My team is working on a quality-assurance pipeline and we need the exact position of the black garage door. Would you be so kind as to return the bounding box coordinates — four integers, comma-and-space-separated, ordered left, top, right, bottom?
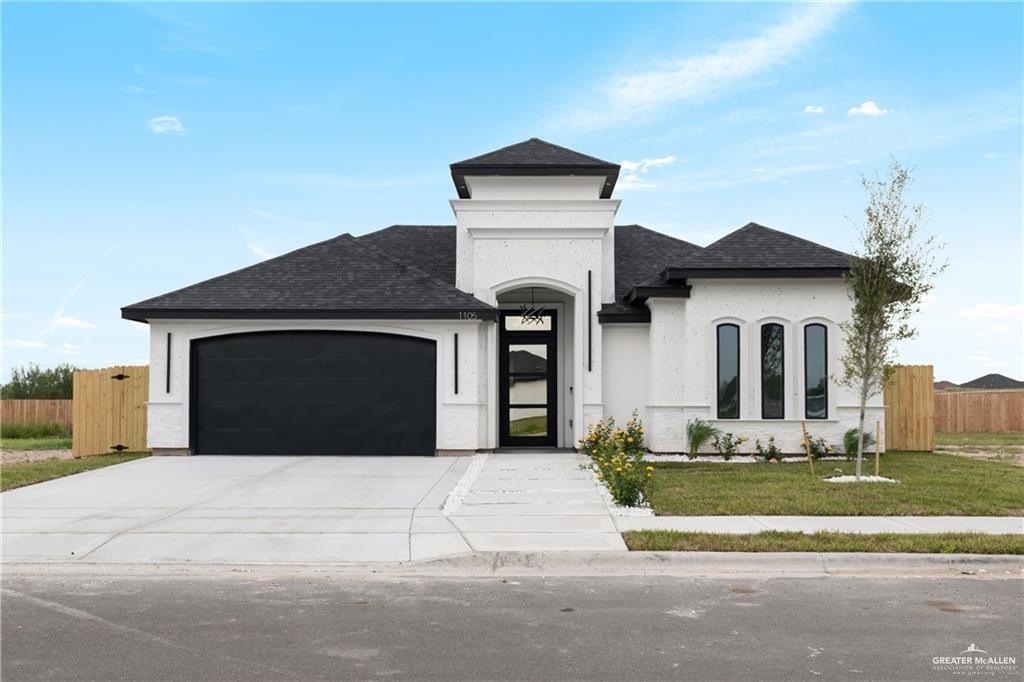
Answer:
190, 331, 436, 455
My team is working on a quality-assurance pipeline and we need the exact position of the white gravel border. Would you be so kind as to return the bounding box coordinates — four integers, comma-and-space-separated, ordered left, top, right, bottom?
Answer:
441, 453, 488, 516
825, 475, 899, 484
646, 454, 848, 464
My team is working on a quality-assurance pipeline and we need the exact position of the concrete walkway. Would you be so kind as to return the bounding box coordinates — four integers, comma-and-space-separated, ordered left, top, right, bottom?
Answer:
446, 452, 627, 551
615, 515, 1024, 534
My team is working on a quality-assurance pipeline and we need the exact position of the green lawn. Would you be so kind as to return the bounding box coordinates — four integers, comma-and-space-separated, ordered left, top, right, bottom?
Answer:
1, 437, 72, 451
649, 452, 1024, 516
1, 453, 149, 492
623, 530, 1024, 554
935, 432, 1024, 447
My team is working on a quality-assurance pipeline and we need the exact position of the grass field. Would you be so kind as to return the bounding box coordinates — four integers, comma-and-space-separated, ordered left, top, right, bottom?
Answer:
1, 453, 149, 492
622, 530, 1024, 554
935, 432, 1024, 447
1, 437, 72, 451
649, 452, 1024, 516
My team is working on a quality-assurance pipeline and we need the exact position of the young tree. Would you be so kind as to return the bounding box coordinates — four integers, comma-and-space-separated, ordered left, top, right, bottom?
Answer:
0, 363, 77, 399
839, 161, 945, 480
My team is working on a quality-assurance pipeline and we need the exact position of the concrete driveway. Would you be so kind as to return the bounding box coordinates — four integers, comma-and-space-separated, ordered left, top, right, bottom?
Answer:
2, 456, 474, 563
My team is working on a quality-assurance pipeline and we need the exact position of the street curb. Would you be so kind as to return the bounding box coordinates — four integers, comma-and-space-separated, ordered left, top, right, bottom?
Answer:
3, 552, 1021, 578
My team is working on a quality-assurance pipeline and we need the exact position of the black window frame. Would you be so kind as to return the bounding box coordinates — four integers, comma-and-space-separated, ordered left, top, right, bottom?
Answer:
804, 323, 828, 420
716, 323, 741, 420
760, 323, 785, 420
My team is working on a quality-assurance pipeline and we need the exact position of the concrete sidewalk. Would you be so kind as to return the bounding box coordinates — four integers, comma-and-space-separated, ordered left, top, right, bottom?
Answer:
615, 515, 1024, 534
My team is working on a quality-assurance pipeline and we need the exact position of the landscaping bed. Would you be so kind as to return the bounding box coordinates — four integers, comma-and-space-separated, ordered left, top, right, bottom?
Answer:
1, 453, 149, 492
649, 452, 1024, 516
623, 530, 1024, 554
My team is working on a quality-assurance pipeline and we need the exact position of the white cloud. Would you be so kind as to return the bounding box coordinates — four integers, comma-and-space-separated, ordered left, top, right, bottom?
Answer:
847, 101, 889, 117
50, 316, 96, 330
55, 342, 82, 356
804, 105, 824, 114
148, 115, 185, 134
618, 156, 678, 190
982, 152, 1003, 159
248, 243, 276, 260
553, 3, 848, 131
124, 85, 155, 95
958, 303, 1024, 319
4, 339, 47, 349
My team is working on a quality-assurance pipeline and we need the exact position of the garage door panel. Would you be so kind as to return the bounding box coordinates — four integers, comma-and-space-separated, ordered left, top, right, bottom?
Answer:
196, 380, 434, 406
192, 331, 436, 456
197, 357, 435, 383
199, 402, 435, 430
198, 333, 436, 360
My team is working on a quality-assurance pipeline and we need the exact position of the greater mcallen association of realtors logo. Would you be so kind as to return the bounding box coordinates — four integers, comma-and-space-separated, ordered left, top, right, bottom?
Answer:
932, 643, 1018, 676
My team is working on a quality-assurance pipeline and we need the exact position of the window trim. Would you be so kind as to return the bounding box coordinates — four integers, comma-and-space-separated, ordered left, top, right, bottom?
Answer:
804, 323, 828, 420
716, 323, 741, 420
760, 323, 784, 420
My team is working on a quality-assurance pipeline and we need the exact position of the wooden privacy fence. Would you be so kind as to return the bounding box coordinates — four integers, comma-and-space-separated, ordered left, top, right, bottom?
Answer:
73, 366, 149, 458
883, 364, 934, 451
935, 390, 1024, 433
1, 399, 73, 426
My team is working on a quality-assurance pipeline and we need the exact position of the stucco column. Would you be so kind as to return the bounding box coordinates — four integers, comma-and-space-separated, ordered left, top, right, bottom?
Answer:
646, 298, 687, 452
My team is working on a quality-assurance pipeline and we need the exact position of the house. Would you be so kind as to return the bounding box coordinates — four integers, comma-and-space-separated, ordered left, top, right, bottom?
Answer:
122, 138, 885, 456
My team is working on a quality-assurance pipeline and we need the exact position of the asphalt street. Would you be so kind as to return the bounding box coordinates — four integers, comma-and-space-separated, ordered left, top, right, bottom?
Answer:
2, 572, 1021, 681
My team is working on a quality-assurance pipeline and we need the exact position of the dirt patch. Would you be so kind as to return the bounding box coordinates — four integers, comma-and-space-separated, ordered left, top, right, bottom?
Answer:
937, 445, 1024, 466
1, 449, 74, 465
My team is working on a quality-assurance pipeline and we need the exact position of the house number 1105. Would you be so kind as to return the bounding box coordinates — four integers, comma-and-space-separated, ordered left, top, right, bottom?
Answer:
458, 312, 479, 320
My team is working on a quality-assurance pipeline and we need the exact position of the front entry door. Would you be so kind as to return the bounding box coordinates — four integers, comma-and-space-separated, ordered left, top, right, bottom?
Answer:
499, 310, 558, 447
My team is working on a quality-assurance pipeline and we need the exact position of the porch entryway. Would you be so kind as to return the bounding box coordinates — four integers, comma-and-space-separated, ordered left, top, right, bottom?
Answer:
496, 286, 577, 449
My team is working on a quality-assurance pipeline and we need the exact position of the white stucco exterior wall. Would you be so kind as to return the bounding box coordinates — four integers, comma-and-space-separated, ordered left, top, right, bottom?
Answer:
602, 324, 650, 429
644, 278, 885, 454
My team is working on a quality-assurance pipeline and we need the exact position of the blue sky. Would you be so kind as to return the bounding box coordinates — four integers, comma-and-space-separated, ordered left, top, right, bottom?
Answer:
3, 2, 1021, 383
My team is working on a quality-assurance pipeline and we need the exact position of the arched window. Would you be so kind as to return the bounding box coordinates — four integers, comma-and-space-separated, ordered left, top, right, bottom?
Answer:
761, 323, 784, 419
717, 324, 740, 419
804, 324, 828, 419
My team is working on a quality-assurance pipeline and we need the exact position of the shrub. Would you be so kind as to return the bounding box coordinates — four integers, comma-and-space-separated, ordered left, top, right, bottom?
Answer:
579, 412, 651, 507
0, 422, 72, 439
686, 419, 719, 457
842, 428, 876, 460
712, 432, 748, 460
755, 436, 782, 462
0, 364, 76, 399
802, 433, 834, 460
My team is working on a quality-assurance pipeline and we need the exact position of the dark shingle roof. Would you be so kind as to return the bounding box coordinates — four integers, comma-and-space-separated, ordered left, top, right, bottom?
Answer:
614, 225, 703, 301
676, 222, 851, 273
357, 225, 456, 283
959, 373, 1024, 390
451, 138, 617, 168
121, 233, 496, 322
450, 138, 620, 199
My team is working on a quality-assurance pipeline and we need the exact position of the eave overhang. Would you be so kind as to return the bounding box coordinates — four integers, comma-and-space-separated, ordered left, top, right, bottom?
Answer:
450, 164, 621, 199
121, 307, 500, 323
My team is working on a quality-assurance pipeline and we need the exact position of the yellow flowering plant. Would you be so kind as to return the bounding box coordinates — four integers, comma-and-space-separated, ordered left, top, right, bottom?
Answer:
578, 411, 651, 507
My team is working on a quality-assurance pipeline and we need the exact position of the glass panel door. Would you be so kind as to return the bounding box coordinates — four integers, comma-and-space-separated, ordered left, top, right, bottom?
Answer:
499, 311, 557, 447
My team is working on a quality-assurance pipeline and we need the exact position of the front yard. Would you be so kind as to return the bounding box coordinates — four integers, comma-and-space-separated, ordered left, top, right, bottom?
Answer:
649, 452, 1024, 516
0, 436, 72, 451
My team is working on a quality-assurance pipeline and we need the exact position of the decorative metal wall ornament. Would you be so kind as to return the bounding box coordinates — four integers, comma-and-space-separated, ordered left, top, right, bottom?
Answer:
519, 288, 546, 325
